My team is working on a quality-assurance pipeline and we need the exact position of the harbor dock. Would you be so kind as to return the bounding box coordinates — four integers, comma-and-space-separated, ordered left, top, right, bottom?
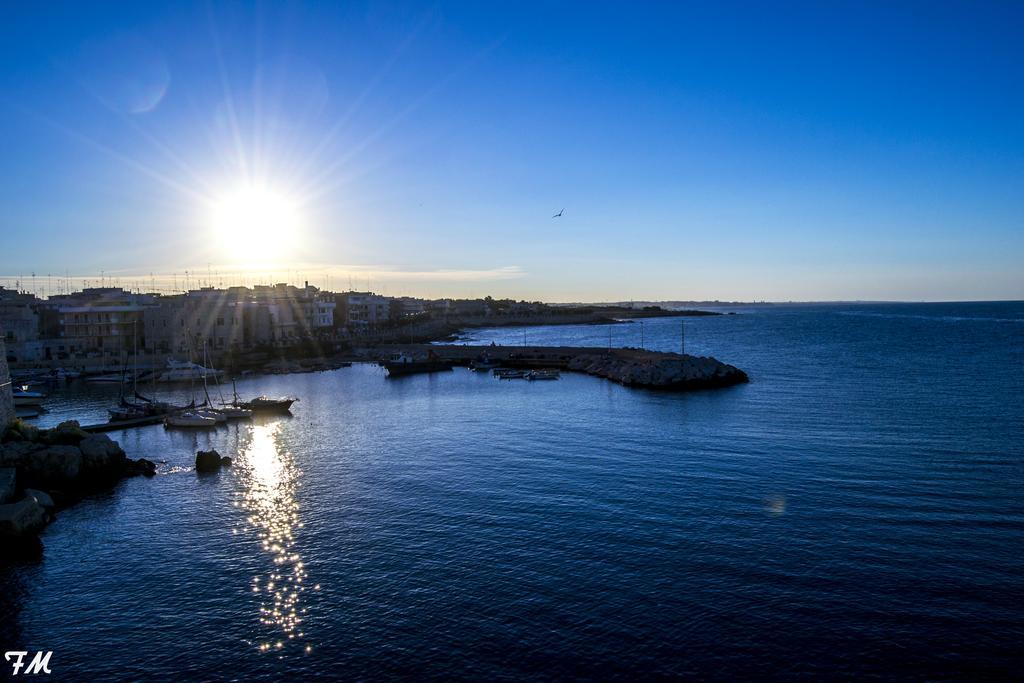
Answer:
81, 414, 167, 433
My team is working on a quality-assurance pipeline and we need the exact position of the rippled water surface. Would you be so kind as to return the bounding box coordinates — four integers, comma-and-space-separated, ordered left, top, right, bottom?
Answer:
2, 302, 1023, 679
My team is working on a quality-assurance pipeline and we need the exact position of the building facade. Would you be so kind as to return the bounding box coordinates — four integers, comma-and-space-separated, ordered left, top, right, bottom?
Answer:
0, 327, 13, 427
0, 287, 41, 349
336, 292, 392, 329
144, 284, 336, 356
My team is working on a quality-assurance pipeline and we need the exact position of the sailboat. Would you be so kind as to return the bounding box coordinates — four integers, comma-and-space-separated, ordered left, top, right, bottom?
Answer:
164, 411, 218, 428
204, 344, 252, 420
109, 321, 193, 422
164, 334, 218, 429
229, 379, 296, 413
198, 339, 250, 419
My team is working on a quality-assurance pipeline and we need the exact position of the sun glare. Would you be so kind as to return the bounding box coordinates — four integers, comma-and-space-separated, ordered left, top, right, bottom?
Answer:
211, 184, 302, 265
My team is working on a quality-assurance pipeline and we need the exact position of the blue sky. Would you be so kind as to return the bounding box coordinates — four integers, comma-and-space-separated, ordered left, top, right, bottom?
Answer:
1, 1, 1021, 301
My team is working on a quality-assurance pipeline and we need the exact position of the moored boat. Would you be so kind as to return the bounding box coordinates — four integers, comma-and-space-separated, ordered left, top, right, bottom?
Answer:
382, 351, 454, 377
164, 411, 218, 428
232, 396, 296, 413
13, 386, 46, 406
527, 369, 560, 381
156, 359, 223, 383
225, 378, 295, 414
87, 372, 129, 384
54, 368, 82, 381
195, 408, 227, 424
109, 393, 195, 422
494, 368, 528, 379
471, 354, 502, 371
216, 406, 253, 419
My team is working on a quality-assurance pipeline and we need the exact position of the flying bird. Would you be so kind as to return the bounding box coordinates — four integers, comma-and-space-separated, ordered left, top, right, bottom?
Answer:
552, 208, 564, 218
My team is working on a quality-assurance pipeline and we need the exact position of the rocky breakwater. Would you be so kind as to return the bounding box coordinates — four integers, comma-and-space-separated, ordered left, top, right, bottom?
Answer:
0, 419, 156, 555
567, 351, 749, 390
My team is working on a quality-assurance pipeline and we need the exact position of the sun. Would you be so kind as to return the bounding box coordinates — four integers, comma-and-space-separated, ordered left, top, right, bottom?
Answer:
210, 183, 302, 265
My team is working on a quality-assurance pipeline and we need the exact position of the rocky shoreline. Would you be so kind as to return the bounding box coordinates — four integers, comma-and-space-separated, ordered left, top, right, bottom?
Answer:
566, 351, 748, 389
0, 420, 156, 558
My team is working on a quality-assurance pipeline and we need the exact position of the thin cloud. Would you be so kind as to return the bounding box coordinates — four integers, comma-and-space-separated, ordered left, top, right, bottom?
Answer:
343, 265, 525, 282
0, 265, 526, 297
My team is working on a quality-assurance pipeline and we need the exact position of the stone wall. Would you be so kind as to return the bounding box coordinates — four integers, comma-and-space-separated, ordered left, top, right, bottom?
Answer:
0, 325, 13, 428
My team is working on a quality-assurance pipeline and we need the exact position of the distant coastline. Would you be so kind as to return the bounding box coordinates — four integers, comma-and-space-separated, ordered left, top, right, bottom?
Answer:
435, 307, 721, 342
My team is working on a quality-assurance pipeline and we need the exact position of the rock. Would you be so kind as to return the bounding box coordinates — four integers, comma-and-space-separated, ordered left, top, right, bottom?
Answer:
78, 435, 108, 461
1, 419, 39, 444
124, 458, 157, 478
21, 445, 82, 487
41, 420, 89, 446
23, 488, 55, 511
79, 435, 128, 479
0, 467, 16, 504
219, 456, 232, 467
195, 450, 223, 472
0, 441, 44, 468
0, 496, 48, 538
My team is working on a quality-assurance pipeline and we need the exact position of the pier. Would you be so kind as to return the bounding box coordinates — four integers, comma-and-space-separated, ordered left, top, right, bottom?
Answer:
378, 344, 749, 390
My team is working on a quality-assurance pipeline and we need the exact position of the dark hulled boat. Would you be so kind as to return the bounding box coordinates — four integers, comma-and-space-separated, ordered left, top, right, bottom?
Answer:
233, 396, 297, 413
382, 351, 454, 377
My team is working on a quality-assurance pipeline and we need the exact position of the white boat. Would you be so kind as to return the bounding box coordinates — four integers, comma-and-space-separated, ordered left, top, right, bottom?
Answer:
527, 369, 560, 381
164, 411, 218, 428
494, 368, 528, 379
13, 386, 46, 406
216, 406, 253, 420
87, 372, 129, 384
195, 409, 227, 424
156, 359, 223, 383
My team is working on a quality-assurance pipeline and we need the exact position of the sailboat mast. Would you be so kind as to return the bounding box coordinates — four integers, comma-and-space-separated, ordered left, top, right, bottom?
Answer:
133, 318, 138, 397
201, 341, 212, 406
186, 329, 196, 407
209, 343, 226, 405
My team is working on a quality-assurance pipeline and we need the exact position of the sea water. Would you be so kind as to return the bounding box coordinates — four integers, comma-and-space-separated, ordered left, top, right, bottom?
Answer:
2, 302, 1022, 679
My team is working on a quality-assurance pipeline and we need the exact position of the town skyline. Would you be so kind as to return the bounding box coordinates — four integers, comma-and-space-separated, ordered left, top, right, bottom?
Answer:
3, 272, 1022, 305
3, 279, 702, 371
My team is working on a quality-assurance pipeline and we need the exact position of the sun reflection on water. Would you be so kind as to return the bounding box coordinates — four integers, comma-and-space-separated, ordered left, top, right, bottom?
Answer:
234, 422, 310, 654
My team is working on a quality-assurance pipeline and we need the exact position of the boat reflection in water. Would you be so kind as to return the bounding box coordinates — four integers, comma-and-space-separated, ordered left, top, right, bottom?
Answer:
234, 421, 313, 655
